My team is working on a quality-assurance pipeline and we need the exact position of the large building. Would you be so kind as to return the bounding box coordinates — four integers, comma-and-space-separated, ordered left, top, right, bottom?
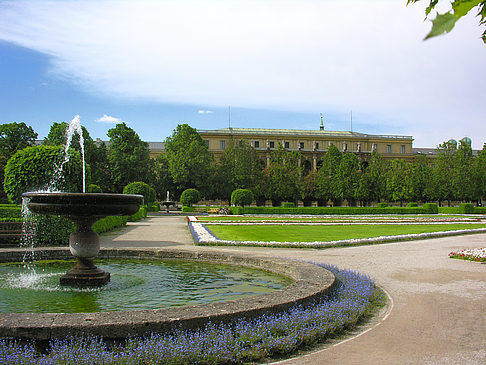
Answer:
197, 126, 414, 171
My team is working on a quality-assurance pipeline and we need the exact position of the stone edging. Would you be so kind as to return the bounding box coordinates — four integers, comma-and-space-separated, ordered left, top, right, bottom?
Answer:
0, 248, 335, 341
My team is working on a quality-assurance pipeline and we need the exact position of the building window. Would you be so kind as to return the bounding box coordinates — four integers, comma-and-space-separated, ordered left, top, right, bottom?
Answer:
284, 141, 290, 149
343, 143, 347, 152
372, 143, 378, 151
401, 145, 406, 154
254, 141, 260, 148
314, 142, 319, 150
299, 142, 305, 149
205, 140, 209, 148
357, 143, 361, 152
387, 145, 392, 153
269, 141, 275, 149
220, 140, 226, 150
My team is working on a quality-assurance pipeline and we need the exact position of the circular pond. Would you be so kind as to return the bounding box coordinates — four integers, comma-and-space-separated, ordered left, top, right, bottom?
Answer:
0, 259, 292, 313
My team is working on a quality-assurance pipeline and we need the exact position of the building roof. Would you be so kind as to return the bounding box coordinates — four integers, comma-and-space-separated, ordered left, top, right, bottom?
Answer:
197, 128, 413, 141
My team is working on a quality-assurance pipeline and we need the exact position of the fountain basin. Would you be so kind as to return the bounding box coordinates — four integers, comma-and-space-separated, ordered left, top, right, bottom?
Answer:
22, 192, 144, 287
0, 248, 335, 341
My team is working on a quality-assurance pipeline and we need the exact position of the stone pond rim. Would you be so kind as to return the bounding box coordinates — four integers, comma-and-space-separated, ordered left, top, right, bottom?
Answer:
22, 192, 144, 217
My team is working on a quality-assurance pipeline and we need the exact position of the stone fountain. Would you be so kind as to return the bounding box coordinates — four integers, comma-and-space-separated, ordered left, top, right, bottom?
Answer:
161, 191, 175, 213
22, 192, 143, 286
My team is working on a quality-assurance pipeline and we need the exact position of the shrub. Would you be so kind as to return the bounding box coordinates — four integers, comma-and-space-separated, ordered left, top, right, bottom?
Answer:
87, 184, 102, 193
406, 202, 418, 207
0, 205, 21, 219
146, 202, 160, 212
459, 203, 475, 214
282, 202, 295, 208
423, 203, 439, 214
4, 145, 83, 204
377, 203, 388, 208
123, 182, 156, 204
24, 214, 75, 246
231, 206, 437, 215
180, 188, 201, 207
231, 189, 254, 207
128, 206, 148, 222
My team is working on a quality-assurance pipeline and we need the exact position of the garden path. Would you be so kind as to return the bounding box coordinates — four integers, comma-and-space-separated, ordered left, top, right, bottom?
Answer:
100, 214, 486, 365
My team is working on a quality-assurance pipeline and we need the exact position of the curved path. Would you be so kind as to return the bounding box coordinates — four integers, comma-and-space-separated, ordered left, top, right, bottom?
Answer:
101, 215, 486, 364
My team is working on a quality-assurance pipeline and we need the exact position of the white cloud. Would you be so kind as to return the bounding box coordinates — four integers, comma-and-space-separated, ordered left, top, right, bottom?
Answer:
198, 110, 214, 114
0, 0, 485, 148
96, 114, 121, 123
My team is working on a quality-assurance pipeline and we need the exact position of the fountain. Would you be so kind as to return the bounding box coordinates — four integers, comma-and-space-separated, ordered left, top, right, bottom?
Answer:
161, 191, 175, 213
22, 192, 143, 286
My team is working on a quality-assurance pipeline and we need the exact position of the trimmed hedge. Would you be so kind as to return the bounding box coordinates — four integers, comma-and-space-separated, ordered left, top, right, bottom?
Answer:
231, 189, 254, 207
0, 205, 22, 219
406, 202, 418, 207
459, 203, 475, 214
229, 204, 439, 215
377, 203, 388, 208
180, 189, 201, 207
123, 182, 155, 204
282, 202, 295, 208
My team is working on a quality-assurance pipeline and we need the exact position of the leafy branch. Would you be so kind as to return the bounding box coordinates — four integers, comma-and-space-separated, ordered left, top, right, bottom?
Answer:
408, 0, 486, 43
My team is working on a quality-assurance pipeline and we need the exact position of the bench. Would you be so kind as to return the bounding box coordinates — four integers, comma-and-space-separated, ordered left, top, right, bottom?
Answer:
207, 208, 220, 214
194, 207, 207, 213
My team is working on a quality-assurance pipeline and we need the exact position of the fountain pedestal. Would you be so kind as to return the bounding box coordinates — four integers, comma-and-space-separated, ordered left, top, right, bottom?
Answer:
23, 192, 143, 287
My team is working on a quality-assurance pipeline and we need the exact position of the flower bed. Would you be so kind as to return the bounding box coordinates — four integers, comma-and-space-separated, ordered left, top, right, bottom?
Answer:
449, 248, 486, 262
0, 264, 385, 364
188, 216, 486, 248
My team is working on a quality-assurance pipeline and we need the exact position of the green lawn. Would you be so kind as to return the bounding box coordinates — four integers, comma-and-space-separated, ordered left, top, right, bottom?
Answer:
206, 224, 486, 242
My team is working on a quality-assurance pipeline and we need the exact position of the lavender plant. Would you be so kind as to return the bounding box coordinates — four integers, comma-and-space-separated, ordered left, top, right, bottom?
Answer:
0, 264, 385, 364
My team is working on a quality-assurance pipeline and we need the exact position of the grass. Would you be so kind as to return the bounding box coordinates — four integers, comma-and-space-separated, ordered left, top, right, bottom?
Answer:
206, 224, 486, 242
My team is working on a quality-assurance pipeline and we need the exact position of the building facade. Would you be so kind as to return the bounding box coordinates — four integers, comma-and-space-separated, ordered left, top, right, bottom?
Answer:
197, 127, 414, 171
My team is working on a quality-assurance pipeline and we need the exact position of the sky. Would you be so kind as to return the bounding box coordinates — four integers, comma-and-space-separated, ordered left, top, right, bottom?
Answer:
0, 0, 485, 149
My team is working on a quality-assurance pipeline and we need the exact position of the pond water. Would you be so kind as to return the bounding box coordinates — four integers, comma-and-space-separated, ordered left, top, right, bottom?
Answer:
0, 259, 292, 313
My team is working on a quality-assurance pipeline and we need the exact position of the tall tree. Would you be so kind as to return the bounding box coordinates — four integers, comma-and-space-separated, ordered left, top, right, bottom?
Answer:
385, 159, 411, 206
215, 140, 263, 201
472, 143, 486, 203
317, 144, 342, 205
409, 153, 432, 202
452, 139, 474, 201
164, 124, 214, 197
107, 123, 152, 192
336, 152, 361, 205
427, 140, 456, 206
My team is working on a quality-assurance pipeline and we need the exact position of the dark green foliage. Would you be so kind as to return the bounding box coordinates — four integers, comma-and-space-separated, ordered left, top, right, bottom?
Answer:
146, 202, 160, 212
128, 206, 148, 221
4, 145, 83, 204
377, 203, 388, 208
164, 124, 214, 196
423, 203, 439, 214
406, 202, 418, 207
87, 184, 102, 193
93, 215, 128, 233
231, 189, 254, 207
123, 181, 156, 204
181, 188, 201, 207
459, 203, 475, 214
26, 214, 75, 246
107, 123, 153, 192
0, 205, 21, 218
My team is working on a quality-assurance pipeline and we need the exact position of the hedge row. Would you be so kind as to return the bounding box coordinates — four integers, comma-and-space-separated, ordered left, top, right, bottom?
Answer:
229, 204, 439, 215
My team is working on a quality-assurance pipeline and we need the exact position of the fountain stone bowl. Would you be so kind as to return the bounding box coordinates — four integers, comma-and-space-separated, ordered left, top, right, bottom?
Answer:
22, 192, 144, 287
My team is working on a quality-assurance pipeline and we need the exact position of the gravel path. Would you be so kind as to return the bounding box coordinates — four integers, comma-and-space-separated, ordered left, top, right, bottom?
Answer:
101, 214, 486, 364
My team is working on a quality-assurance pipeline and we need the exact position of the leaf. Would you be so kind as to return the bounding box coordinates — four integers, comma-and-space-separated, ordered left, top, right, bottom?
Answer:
452, 0, 482, 18
425, 12, 459, 39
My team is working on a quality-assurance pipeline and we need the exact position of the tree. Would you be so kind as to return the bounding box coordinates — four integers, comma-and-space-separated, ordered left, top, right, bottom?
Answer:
152, 154, 176, 200
4, 145, 83, 203
336, 152, 361, 205
408, 0, 486, 43
452, 139, 474, 201
409, 153, 432, 202
472, 143, 486, 203
316, 144, 342, 205
231, 189, 254, 207
262, 144, 302, 204
385, 159, 411, 206
180, 188, 201, 207
215, 140, 263, 201
427, 140, 456, 206
164, 124, 214, 197
107, 123, 153, 192
0, 122, 38, 199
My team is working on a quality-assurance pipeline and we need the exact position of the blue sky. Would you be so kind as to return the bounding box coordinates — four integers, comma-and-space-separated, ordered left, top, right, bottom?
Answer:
0, 0, 485, 148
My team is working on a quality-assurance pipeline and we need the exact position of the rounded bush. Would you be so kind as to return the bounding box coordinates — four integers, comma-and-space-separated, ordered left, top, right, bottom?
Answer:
406, 202, 418, 207
180, 188, 201, 207
231, 189, 254, 207
4, 145, 83, 204
377, 202, 388, 208
87, 184, 102, 193
123, 181, 156, 204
